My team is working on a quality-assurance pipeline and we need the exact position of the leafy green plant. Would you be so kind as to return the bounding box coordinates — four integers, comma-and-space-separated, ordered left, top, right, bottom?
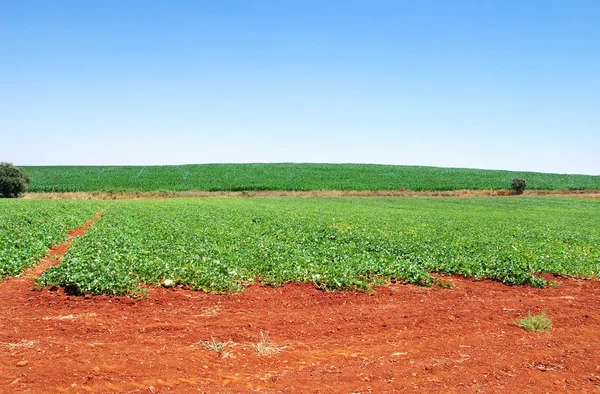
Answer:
516, 310, 552, 332
511, 178, 527, 195
35, 197, 600, 296
0, 162, 31, 198
0, 200, 104, 279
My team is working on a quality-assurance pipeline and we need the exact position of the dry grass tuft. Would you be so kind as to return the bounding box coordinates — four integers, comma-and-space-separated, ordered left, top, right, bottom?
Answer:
0, 339, 37, 350
42, 312, 97, 320
197, 337, 233, 357
253, 331, 288, 356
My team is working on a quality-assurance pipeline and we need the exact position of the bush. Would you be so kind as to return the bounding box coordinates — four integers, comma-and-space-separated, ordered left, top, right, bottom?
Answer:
0, 162, 31, 198
511, 178, 527, 195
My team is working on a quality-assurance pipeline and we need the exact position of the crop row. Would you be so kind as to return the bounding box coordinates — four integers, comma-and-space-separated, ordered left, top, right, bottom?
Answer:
0, 200, 104, 279
23, 163, 600, 193
38, 197, 600, 295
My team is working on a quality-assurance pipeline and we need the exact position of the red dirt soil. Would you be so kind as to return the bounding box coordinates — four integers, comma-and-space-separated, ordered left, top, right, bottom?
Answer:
1, 216, 600, 393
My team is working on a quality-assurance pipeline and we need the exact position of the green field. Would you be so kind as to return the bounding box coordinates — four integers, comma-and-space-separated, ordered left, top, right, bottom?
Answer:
0, 200, 104, 278
23, 163, 600, 193
34, 197, 600, 296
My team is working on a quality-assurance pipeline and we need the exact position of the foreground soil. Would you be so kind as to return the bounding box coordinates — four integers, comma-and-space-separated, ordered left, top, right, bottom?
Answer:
1, 277, 600, 393
1, 215, 599, 393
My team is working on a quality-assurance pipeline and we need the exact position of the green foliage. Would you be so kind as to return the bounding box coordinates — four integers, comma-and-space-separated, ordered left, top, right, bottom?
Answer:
511, 178, 527, 195
37, 197, 600, 296
0, 162, 31, 198
516, 310, 552, 332
22, 164, 600, 193
0, 200, 104, 279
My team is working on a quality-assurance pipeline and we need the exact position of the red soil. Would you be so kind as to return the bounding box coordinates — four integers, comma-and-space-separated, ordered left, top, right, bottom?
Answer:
1, 216, 600, 393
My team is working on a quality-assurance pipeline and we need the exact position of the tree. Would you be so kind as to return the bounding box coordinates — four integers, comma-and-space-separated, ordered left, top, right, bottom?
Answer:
0, 162, 31, 198
510, 178, 527, 195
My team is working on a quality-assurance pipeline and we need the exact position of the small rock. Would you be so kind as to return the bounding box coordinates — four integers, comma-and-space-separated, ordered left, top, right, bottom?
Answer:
16, 360, 29, 367
163, 279, 175, 288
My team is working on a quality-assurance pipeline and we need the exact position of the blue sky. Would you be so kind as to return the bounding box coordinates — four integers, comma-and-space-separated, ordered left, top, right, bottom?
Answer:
1, 0, 599, 174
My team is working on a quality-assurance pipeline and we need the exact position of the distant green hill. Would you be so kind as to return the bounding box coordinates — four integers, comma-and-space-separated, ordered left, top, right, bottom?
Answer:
21, 163, 600, 192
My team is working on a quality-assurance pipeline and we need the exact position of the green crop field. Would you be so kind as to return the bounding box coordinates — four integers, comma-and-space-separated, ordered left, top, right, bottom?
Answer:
23, 163, 600, 193
0, 200, 104, 279
36, 197, 600, 296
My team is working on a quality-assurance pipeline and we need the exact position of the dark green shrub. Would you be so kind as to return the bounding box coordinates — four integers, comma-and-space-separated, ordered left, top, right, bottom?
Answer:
511, 178, 527, 195
0, 162, 31, 198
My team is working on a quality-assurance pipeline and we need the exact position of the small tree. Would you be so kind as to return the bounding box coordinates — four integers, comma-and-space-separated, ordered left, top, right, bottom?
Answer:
511, 178, 527, 195
0, 162, 31, 198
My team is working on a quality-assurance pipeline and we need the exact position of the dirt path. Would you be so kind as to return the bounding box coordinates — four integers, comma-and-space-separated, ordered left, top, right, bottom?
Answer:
1, 211, 600, 393
24, 189, 600, 200
0, 211, 102, 292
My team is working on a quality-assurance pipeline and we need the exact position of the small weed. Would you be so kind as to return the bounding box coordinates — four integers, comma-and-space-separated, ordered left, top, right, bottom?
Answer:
516, 310, 552, 332
253, 330, 288, 356
197, 337, 233, 357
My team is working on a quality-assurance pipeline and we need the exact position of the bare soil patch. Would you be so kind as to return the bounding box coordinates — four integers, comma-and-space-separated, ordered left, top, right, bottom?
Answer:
1, 278, 600, 392
25, 189, 600, 200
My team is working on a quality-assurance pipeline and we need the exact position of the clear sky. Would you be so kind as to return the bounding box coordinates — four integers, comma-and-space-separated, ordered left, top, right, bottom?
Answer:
1, 0, 599, 174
